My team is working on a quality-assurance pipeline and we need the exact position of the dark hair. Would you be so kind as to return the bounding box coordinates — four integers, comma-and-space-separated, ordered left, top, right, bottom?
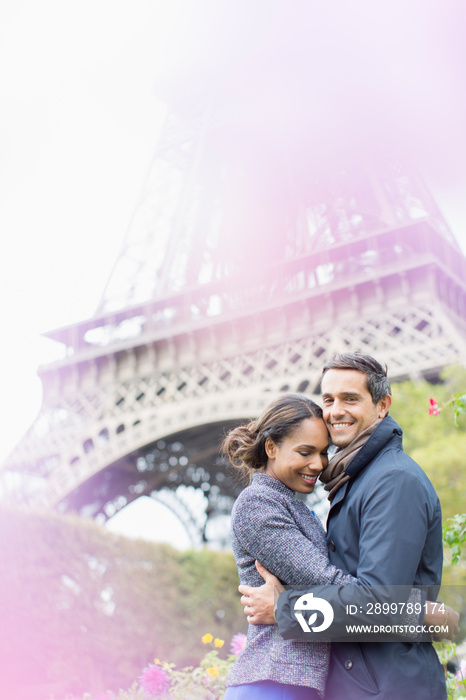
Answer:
322, 352, 391, 404
221, 393, 323, 480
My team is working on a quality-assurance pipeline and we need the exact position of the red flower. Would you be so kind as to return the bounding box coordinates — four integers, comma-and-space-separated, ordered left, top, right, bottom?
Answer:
428, 398, 439, 416
139, 664, 170, 695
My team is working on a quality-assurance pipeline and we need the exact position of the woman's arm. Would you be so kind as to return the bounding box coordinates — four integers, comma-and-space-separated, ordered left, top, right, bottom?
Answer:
424, 601, 460, 638
232, 491, 356, 588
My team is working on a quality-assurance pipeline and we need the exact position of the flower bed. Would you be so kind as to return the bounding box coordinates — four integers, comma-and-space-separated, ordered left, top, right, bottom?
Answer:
64, 633, 247, 699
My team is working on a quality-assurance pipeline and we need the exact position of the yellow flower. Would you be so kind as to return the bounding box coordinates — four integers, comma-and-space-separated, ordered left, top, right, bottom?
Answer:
202, 633, 213, 644
153, 658, 162, 665
206, 665, 219, 677
214, 638, 224, 648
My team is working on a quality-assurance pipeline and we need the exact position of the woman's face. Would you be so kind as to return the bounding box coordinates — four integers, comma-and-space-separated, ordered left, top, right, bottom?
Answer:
264, 417, 329, 493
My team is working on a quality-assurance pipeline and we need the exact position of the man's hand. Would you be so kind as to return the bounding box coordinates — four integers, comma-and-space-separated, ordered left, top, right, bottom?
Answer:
238, 561, 285, 625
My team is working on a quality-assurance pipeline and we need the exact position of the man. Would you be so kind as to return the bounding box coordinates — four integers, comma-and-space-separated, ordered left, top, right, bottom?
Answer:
239, 353, 452, 700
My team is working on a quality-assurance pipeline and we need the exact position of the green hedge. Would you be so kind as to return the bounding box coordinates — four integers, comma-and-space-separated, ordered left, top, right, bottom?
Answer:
0, 507, 246, 698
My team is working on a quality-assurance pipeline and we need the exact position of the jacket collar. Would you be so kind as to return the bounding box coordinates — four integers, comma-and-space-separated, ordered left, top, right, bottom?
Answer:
328, 416, 402, 510
344, 415, 402, 479
251, 471, 296, 498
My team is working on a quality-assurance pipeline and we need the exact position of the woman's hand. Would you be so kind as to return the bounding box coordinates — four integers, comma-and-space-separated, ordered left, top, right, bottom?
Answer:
238, 561, 285, 625
424, 601, 460, 640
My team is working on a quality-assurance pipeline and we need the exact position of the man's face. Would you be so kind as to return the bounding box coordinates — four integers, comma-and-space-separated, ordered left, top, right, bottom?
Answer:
321, 369, 391, 448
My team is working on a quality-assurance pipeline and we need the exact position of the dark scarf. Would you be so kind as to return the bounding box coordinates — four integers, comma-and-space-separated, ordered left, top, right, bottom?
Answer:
319, 419, 383, 502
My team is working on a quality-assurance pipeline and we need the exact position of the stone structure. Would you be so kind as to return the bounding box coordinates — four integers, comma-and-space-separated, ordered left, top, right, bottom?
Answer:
3, 6, 466, 545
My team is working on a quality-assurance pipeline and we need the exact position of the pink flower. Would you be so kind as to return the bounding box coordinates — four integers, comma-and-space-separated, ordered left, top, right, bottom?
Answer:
455, 659, 466, 688
428, 398, 439, 416
230, 633, 247, 656
139, 664, 170, 695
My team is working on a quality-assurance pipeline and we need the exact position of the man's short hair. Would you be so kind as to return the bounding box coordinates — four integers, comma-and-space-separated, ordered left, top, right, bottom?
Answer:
322, 352, 391, 404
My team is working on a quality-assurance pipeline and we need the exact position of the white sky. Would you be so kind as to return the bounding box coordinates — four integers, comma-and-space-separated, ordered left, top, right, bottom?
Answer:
0, 0, 188, 545
0, 0, 465, 547
0, 1, 168, 455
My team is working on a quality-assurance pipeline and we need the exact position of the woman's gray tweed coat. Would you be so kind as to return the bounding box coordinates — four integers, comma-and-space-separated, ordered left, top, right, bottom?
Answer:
228, 472, 355, 697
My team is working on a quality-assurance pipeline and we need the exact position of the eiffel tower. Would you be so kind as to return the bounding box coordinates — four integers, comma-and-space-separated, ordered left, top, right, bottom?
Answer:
3, 3, 466, 546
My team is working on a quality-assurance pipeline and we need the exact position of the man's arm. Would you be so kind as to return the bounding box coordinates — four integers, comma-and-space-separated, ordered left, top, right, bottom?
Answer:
240, 563, 460, 640
242, 468, 460, 640
239, 561, 283, 625
275, 467, 445, 640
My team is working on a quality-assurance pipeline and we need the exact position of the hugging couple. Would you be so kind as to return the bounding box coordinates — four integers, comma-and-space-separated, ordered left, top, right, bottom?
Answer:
221, 352, 459, 700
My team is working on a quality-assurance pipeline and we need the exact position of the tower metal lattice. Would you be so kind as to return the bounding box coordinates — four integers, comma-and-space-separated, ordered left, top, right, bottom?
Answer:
3, 4, 466, 546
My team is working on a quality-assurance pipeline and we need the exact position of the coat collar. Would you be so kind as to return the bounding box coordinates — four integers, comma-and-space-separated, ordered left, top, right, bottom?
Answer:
251, 471, 296, 498
328, 416, 402, 511
344, 415, 402, 479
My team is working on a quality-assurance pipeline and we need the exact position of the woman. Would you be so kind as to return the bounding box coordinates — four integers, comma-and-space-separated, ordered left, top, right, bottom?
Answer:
221, 393, 445, 700
222, 393, 355, 699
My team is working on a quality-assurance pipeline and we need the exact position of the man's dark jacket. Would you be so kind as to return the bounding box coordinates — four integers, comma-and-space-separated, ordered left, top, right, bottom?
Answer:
276, 416, 446, 700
